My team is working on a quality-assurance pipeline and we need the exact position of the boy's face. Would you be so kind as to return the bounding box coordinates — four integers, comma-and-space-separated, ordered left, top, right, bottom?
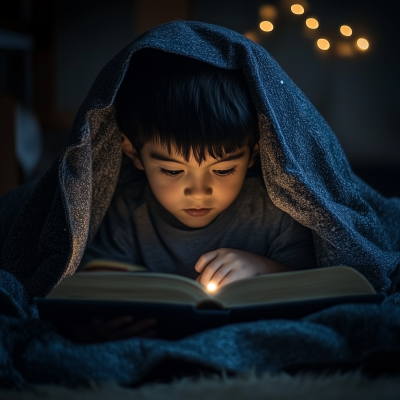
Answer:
121, 134, 259, 228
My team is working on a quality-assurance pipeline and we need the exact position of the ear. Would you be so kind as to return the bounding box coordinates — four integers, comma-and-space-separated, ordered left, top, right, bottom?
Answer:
247, 142, 260, 169
121, 133, 144, 170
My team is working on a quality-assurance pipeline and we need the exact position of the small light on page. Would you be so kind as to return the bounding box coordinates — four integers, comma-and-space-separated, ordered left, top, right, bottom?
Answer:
207, 283, 217, 292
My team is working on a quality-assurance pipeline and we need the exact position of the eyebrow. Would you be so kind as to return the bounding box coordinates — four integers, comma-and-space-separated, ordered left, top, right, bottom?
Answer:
149, 151, 246, 166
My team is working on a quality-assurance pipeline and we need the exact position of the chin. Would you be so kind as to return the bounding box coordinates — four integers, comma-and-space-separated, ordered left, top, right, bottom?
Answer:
184, 220, 212, 228
178, 214, 217, 229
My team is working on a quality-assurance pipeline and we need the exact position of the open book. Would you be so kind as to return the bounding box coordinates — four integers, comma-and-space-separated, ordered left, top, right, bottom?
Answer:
48, 259, 377, 308
36, 259, 381, 339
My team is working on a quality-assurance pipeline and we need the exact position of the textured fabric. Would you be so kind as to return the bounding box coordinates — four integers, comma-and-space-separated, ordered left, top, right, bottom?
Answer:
0, 21, 400, 387
1, 299, 400, 387
81, 177, 317, 277
1, 21, 399, 297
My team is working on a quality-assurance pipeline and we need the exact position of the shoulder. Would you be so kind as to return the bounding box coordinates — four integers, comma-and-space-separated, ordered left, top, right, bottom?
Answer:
108, 178, 148, 217
241, 177, 279, 211
240, 177, 297, 226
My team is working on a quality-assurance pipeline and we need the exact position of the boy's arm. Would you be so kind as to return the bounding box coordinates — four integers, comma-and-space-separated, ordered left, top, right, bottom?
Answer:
266, 213, 316, 270
79, 192, 142, 270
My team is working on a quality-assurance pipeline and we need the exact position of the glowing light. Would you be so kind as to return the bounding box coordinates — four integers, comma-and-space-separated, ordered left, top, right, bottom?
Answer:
336, 42, 354, 57
306, 18, 319, 29
357, 38, 369, 50
291, 4, 304, 15
207, 283, 217, 292
340, 25, 352, 36
259, 5, 277, 20
317, 38, 330, 50
260, 21, 274, 32
243, 31, 258, 43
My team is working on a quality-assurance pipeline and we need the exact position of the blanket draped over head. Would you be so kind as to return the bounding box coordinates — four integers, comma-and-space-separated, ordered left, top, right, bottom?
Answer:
1, 21, 400, 387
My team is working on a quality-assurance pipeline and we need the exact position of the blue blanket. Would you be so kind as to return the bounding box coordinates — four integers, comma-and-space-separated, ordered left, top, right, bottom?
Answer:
1, 21, 400, 387
1, 269, 400, 387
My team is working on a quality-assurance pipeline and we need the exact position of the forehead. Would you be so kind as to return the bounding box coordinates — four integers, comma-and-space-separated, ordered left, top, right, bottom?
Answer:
142, 141, 249, 166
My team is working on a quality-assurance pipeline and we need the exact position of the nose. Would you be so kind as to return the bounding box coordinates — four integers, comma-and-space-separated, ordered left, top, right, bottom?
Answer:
184, 178, 212, 199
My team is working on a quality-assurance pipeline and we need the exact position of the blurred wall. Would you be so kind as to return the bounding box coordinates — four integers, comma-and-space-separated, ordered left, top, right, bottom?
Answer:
196, 0, 400, 168
57, 0, 134, 113
57, 0, 193, 113
2, 0, 399, 196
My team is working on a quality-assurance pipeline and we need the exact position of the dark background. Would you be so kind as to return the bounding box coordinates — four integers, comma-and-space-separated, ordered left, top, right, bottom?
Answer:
1, 0, 399, 196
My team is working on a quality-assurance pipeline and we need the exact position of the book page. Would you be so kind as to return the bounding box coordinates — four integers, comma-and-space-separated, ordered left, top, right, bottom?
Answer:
47, 272, 212, 305
214, 266, 376, 307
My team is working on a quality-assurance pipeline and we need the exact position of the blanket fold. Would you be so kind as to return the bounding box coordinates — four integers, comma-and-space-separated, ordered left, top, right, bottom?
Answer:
1, 21, 400, 387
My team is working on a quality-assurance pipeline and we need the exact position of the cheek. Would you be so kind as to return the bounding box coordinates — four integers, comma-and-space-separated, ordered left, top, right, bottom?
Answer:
215, 180, 242, 203
147, 173, 182, 208
214, 171, 247, 205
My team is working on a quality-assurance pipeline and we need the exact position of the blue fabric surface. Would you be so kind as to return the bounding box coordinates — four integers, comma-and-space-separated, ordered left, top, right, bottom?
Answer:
0, 269, 400, 386
1, 21, 400, 386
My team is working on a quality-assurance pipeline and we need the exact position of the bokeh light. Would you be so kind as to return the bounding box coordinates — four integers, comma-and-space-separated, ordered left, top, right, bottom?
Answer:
340, 25, 352, 36
317, 38, 330, 50
357, 38, 369, 50
207, 283, 217, 291
260, 21, 274, 32
243, 31, 258, 43
259, 5, 277, 20
336, 42, 354, 57
291, 4, 304, 15
306, 18, 319, 29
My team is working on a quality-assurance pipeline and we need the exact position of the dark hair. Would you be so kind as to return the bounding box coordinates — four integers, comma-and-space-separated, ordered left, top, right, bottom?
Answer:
114, 49, 259, 164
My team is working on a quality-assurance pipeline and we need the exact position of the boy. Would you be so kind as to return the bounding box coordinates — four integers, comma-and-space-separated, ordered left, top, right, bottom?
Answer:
77, 49, 316, 341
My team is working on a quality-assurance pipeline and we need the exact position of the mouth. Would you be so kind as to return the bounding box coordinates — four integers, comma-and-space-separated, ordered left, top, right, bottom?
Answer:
183, 208, 212, 217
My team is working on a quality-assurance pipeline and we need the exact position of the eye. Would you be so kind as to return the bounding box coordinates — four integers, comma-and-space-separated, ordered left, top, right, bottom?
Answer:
213, 168, 237, 177
160, 168, 183, 177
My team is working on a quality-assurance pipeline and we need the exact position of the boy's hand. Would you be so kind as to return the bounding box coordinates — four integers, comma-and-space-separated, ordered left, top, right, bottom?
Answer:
72, 316, 157, 343
195, 248, 293, 289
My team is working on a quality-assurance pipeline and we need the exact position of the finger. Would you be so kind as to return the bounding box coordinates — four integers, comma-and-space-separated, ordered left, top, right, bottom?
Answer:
90, 317, 105, 327
73, 323, 96, 343
110, 319, 158, 339
199, 258, 225, 286
208, 263, 234, 287
194, 251, 218, 273
138, 329, 157, 338
218, 270, 244, 288
104, 316, 134, 331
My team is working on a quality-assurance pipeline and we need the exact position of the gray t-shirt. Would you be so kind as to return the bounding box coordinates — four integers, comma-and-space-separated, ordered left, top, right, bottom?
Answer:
81, 177, 316, 278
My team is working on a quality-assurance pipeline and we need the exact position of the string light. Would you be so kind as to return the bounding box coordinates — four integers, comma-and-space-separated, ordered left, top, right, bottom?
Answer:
337, 42, 354, 57
207, 283, 217, 291
249, 4, 371, 58
243, 31, 258, 43
259, 5, 277, 20
291, 4, 304, 15
357, 38, 369, 50
260, 21, 274, 32
306, 18, 319, 29
340, 25, 352, 36
317, 38, 330, 50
